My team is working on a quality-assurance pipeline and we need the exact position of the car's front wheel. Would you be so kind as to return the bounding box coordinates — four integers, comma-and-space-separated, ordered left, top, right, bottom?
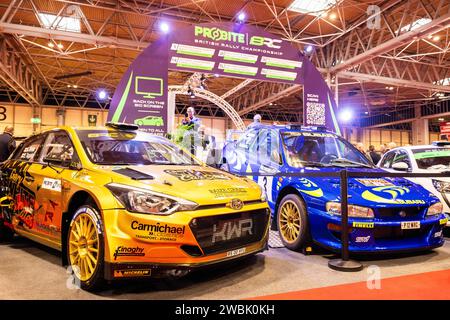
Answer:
67, 205, 104, 291
277, 194, 309, 251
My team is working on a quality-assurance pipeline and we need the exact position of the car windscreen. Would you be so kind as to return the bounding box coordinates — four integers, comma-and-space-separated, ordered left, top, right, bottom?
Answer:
76, 130, 199, 165
282, 132, 372, 168
412, 148, 450, 170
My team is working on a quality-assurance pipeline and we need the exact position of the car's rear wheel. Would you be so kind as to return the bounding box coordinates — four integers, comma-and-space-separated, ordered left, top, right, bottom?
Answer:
137, 120, 144, 126
277, 194, 309, 251
67, 205, 104, 291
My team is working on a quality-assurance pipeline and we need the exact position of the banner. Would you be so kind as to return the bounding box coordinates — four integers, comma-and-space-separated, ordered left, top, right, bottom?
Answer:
108, 22, 341, 135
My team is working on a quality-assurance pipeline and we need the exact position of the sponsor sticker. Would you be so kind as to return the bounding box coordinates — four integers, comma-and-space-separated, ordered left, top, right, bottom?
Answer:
356, 179, 394, 187
439, 218, 448, 225
352, 222, 375, 229
434, 230, 443, 238
42, 178, 62, 192
164, 169, 231, 182
113, 269, 151, 278
208, 187, 247, 198
113, 246, 145, 260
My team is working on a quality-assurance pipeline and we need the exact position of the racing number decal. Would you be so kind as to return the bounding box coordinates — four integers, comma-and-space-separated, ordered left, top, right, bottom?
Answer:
258, 176, 274, 202
0, 107, 6, 121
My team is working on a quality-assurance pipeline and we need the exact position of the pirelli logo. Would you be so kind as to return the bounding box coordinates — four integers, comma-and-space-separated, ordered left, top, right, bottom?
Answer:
352, 222, 374, 229
440, 218, 448, 225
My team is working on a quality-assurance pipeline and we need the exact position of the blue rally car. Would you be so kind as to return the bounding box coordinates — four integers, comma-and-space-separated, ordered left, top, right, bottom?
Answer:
222, 125, 448, 253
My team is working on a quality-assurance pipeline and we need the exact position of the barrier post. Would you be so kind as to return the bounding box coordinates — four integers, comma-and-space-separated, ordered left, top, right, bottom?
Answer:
328, 169, 363, 272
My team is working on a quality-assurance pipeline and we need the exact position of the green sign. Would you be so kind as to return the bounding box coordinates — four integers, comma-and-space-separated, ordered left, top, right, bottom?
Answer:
30, 117, 41, 124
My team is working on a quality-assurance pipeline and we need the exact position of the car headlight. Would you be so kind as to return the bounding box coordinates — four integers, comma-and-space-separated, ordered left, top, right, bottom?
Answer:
106, 183, 198, 215
326, 202, 374, 218
427, 202, 443, 216
432, 179, 450, 193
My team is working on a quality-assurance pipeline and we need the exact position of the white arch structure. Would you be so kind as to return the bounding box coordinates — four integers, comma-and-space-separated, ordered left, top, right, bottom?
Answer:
168, 85, 246, 130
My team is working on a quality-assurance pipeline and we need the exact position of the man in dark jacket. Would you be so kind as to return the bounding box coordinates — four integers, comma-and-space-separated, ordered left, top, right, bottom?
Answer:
0, 126, 15, 162
368, 145, 381, 165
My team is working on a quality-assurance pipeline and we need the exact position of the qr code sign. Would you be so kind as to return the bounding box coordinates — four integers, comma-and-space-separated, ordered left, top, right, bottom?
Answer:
306, 102, 326, 125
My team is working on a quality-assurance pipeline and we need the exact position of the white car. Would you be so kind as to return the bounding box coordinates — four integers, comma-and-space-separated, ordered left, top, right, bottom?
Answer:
379, 142, 450, 226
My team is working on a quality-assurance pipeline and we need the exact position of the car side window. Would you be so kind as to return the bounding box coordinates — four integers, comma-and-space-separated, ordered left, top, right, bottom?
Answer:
14, 135, 46, 162
251, 129, 281, 165
392, 150, 410, 168
380, 152, 394, 168
39, 131, 76, 166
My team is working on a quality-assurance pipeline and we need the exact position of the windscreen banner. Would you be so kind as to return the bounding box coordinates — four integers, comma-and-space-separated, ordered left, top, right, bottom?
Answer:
108, 22, 341, 135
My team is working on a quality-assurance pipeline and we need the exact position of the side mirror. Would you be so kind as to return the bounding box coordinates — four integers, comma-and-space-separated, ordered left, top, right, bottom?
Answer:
392, 161, 409, 171
69, 162, 82, 171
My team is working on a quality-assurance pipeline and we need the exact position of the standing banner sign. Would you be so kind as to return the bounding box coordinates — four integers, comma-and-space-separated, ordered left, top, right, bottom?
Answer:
108, 22, 341, 135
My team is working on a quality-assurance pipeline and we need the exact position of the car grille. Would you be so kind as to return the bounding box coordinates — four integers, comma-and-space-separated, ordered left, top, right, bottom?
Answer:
189, 209, 269, 255
373, 226, 430, 240
376, 207, 425, 220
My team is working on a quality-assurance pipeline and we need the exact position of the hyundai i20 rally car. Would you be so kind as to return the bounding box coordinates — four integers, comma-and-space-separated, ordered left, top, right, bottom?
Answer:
222, 125, 447, 254
0, 123, 269, 291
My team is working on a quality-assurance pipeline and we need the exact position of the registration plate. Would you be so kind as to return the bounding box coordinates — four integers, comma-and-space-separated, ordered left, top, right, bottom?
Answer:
401, 221, 420, 230
226, 247, 246, 257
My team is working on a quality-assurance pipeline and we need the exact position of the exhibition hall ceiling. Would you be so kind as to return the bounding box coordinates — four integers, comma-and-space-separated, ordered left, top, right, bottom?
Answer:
0, 0, 449, 122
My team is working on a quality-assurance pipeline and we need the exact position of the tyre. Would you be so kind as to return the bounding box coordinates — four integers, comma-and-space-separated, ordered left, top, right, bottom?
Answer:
0, 219, 14, 242
277, 194, 309, 251
67, 205, 104, 291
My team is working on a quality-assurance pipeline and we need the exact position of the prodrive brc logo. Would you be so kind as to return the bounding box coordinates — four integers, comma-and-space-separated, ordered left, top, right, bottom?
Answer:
194, 26, 282, 49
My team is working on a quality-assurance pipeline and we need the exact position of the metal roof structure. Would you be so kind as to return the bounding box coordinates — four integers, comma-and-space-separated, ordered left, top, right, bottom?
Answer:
0, 0, 449, 125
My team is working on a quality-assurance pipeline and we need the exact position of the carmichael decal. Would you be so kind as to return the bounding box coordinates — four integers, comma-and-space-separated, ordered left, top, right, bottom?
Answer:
164, 169, 231, 182
113, 246, 145, 260
131, 220, 185, 241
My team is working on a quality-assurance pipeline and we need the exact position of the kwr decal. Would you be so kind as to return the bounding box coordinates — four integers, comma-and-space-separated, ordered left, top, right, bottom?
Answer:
212, 219, 253, 243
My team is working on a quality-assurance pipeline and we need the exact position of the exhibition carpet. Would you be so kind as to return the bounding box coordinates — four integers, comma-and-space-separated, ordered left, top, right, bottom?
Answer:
249, 269, 450, 300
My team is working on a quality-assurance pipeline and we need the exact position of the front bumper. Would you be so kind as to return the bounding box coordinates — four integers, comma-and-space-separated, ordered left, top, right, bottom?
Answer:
309, 207, 447, 253
101, 203, 270, 280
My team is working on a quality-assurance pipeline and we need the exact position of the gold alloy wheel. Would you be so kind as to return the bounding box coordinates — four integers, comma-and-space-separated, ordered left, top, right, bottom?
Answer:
68, 213, 99, 281
279, 200, 301, 243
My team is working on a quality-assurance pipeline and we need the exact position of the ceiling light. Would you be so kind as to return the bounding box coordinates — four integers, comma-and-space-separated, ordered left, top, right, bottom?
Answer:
73, 85, 78, 88
48, 42, 54, 48
237, 12, 246, 22
433, 35, 440, 41
329, 12, 337, 20
97, 89, 107, 100
439, 118, 445, 121
338, 109, 352, 123
57, 42, 64, 49
160, 22, 170, 33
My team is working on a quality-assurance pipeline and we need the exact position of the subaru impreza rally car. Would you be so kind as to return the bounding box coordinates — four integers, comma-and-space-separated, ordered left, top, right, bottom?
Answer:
0, 123, 269, 291
222, 125, 447, 253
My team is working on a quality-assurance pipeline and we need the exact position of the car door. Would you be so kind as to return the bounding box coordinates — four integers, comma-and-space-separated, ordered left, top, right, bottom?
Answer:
32, 130, 78, 242
6, 134, 46, 234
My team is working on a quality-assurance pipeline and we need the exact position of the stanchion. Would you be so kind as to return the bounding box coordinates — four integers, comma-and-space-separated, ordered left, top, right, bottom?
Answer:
328, 169, 363, 272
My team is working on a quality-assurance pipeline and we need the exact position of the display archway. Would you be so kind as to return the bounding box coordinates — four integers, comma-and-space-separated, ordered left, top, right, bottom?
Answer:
168, 85, 246, 130
108, 22, 341, 135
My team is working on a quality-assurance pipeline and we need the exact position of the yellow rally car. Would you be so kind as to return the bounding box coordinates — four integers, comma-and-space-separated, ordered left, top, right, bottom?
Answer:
0, 123, 269, 291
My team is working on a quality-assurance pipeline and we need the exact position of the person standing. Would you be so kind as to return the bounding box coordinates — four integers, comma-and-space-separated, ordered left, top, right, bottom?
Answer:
247, 114, 262, 129
0, 125, 15, 162
182, 107, 201, 131
368, 145, 381, 165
